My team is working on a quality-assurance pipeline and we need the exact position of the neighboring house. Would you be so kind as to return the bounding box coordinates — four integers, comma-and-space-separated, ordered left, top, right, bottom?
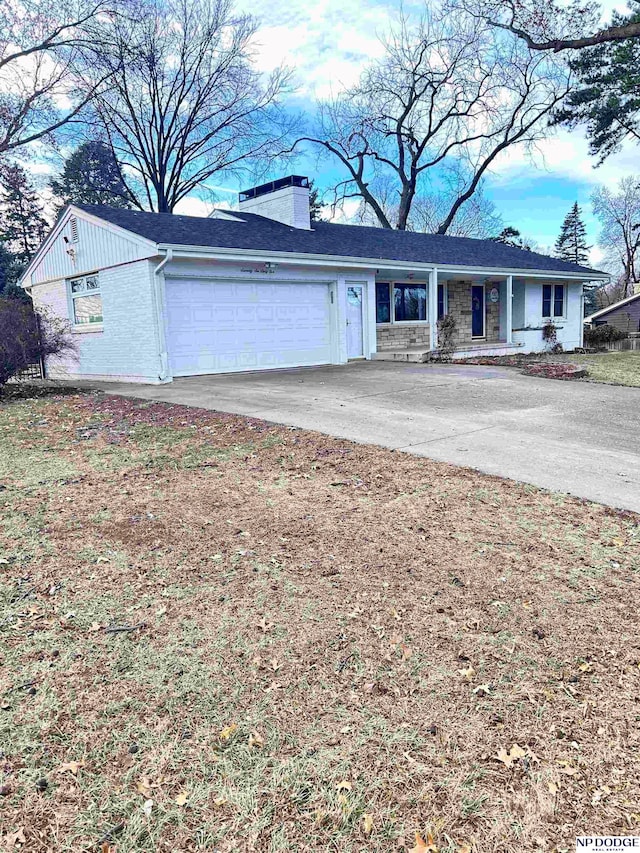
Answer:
20, 175, 607, 384
585, 292, 640, 334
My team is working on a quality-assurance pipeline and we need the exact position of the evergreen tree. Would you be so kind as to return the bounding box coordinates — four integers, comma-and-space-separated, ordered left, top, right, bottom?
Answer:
491, 226, 532, 251
553, 2, 640, 163
308, 180, 324, 222
0, 164, 49, 266
50, 141, 133, 213
0, 241, 26, 300
554, 202, 591, 266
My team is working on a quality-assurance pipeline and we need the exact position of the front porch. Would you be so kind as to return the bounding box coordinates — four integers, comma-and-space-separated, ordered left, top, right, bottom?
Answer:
371, 271, 582, 360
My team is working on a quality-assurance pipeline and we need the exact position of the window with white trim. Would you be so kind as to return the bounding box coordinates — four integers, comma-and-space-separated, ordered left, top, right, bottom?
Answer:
542, 283, 565, 318
69, 274, 103, 326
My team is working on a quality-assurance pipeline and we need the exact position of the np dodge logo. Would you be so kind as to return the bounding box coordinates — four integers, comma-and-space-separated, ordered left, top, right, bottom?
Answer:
577, 840, 640, 850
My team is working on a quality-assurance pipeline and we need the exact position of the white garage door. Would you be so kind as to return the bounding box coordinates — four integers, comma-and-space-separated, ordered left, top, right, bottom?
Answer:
165, 278, 333, 376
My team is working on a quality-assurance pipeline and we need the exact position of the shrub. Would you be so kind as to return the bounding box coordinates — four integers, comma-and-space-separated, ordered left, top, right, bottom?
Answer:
583, 324, 627, 347
437, 313, 456, 360
0, 297, 74, 387
541, 320, 558, 349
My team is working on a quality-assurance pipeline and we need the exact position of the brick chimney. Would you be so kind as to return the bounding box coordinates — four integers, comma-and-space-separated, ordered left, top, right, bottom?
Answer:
238, 175, 311, 230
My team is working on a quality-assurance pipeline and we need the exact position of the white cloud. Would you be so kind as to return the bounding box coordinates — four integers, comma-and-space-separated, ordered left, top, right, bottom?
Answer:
174, 196, 216, 217
239, 0, 389, 96
488, 128, 637, 191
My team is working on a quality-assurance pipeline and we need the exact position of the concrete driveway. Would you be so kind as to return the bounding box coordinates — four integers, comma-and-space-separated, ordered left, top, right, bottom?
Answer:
98, 362, 640, 512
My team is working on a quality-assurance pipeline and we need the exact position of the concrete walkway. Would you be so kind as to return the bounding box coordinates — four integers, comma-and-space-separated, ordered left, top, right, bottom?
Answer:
94, 362, 640, 513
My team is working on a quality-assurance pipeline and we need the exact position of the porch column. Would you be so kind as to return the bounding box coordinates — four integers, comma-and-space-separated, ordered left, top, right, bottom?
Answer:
506, 274, 513, 345
429, 267, 438, 350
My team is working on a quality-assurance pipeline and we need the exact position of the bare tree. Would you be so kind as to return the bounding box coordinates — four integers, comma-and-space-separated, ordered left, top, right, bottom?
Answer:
592, 177, 640, 297
0, 0, 114, 155
300, 7, 570, 234
346, 170, 504, 237
461, 0, 640, 52
76, 0, 295, 212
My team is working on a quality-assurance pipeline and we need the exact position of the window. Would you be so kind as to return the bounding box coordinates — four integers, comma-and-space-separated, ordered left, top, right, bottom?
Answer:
394, 283, 427, 322
542, 284, 565, 318
377, 281, 439, 323
376, 282, 391, 323
69, 274, 103, 326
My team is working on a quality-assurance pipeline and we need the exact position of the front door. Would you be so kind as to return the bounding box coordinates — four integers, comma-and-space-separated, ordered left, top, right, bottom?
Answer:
471, 285, 485, 338
346, 285, 364, 358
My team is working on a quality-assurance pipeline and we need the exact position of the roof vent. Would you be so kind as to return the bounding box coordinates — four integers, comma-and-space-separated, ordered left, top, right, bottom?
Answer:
70, 216, 79, 243
238, 175, 311, 230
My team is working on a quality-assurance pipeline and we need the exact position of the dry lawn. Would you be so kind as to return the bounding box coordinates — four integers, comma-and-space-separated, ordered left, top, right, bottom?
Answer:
1, 392, 639, 853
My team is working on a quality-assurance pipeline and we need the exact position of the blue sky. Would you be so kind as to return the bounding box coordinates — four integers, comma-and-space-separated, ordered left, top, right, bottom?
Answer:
172, 0, 636, 269
26, 0, 633, 268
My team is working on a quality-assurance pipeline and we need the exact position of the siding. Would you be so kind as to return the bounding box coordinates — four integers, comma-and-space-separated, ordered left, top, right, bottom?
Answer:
31, 259, 163, 383
593, 301, 640, 334
512, 280, 583, 353
28, 211, 155, 285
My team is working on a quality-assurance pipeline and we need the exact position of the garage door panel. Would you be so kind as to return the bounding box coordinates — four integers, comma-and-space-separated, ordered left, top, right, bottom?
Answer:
165, 278, 333, 376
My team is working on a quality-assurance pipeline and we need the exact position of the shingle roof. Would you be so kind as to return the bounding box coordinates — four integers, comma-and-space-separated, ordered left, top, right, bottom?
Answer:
76, 203, 604, 276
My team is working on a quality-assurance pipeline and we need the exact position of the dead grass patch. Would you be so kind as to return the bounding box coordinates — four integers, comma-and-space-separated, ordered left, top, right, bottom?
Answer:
1, 392, 639, 852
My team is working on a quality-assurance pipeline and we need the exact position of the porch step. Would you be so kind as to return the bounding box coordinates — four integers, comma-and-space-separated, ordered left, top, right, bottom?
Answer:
373, 341, 524, 363
373, 348, 430, 363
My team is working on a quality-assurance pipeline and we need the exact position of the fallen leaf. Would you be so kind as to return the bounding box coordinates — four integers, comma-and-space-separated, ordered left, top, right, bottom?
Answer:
135, 776, 153, 797
548, 781, 559, 795
270, 657, 281, 672
496, 744, 527, 768
174, 791, 189, 806
411, 831, 439, 852
5, 827, 26, 847
336, 780, 352, 793
248, 730, 264, 748
219, 723, 237, 741
213, 795, 227, 806
458, 666, 476, 681
400, 643, 413, 661
142, 798, 153, 817
57, 760, 85, 775
457, 846, 472, 853
362, 813, 374, 836
472, 683, 491, 696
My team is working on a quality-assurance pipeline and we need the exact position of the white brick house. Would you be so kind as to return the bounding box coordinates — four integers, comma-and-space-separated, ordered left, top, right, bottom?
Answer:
20, 175, 607, 384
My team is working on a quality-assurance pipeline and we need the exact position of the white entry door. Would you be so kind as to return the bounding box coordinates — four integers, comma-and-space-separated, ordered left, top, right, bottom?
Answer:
165, 278, 333, 376
346, 285, 364, 359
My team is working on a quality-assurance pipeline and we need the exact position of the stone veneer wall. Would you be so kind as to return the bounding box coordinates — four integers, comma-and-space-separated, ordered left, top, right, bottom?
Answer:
375, 282, 504, 351
376, 323, 430, 351
445, 281, 501, 345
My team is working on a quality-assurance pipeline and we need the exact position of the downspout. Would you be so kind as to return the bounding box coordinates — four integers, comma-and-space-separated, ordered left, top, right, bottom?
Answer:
579, 285, 585, 349
153, 248, 173, 381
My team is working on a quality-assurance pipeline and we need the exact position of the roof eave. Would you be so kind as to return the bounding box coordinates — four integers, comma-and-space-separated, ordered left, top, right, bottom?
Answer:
585, 291, 640, 321
157, 243, 609, 280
